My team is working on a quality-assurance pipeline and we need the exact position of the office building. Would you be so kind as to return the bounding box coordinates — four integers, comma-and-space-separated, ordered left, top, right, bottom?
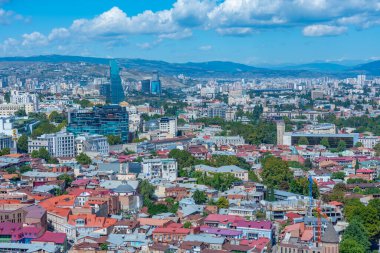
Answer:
0, 103, 35, 116
150, 71, 161, 95
0, 134, 14, 150
159, 117, 177, 139
110, 60, 124, 104
141, 79, 151, 93
10, 90, 39, 111
28, 132, 75, 157
75, 134, 109, 155
142, 158, 177, 181
99, 83, 111, 102
283, 132, 359, 148
276, 121, 285, 146
0, 117, 18, 137
68, 105, 129, 143
207, 104, 227, 119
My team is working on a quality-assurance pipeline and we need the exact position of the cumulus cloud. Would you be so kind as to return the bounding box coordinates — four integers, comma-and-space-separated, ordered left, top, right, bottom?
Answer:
2, 0, 380, 55
303, 24, 347, 37
0, 8, 28, 25
22, 32, 49, 46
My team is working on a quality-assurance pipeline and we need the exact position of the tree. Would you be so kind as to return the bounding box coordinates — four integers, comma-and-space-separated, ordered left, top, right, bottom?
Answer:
76, 153, 92, 165
289, 177, 319, 198
248, 170, 259, 182
4, 92, 10, 103
19, 165, 32, 174
341, 218, 370, 252
339, 238, 365, 253
374, 142, 380, 156
0, 148, 10, 156
193, 190, 207, 204
15, 109, 26, 117
354, 158, 359, 174
298, 136, 309, 145
320, 137, 330, 148
107, 135, 122, 145
354, 142, 363, 148
17, 134, 28, 153
304, 158, 312, 169
216, 196, 229, 209
183, 221, 192, 228
48, 111, 66, 123
57, 174, 73, 187
261, 156, 292, 190
337, 140, 347, 152
138, 180, 155, 203
331, 171, 345, 180
100, 243, 108, 250
168, 149, 198, 169
31, 147, 50, 161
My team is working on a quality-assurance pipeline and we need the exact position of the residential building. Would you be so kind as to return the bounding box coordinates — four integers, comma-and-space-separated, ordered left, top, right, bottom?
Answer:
142, 158, 178, 181
75, 134, 109, 155
159, 117, 177, 139
28, 132, 75, 157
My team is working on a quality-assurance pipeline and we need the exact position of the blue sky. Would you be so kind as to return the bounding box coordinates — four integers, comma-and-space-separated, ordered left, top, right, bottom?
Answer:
0, 0, 380, 65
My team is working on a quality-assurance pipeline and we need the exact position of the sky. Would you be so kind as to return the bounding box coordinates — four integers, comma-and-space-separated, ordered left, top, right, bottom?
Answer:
0, 0, 380, 65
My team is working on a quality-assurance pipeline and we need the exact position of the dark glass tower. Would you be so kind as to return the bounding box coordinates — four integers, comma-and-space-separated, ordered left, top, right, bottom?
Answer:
150, 71, 161, 95
67, 105, 129, 143
110, 60, 124, 104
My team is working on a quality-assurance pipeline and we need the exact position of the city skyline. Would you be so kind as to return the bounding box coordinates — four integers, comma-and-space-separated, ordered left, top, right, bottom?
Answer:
0, 0, 380, 65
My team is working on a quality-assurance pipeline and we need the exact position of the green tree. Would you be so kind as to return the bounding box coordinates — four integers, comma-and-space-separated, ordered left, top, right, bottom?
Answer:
331, 171, 345, 180
248, 170, 259, 182
17, 134, 28, 153
337, 140, 347, 152
19, 165, 32, 174
354, 158, 359, 174
76, 153, 92, 165
216, 196, 229, 209
107, 135, 122, 145
0, 148, 10, 156
304, 158, 312, 169
57, 174, 73, 187
320, 137, 330, 148
261, 156, 292, 190
168, 149, 199, 169
183, 221, 192, 228
15, 109, 26, 117
298, 136, 309, 145
4, 92, 10, 103
138, 180, 155, 203
354, 142, 363, 148
339, 238, 365, 253
289, 177, 319, 198
100, 243, 108, 250
36, 147, 50, 161
193, 190, 207, 204
48, 111, 66, 123
341, 218, 370, 252
374, 142, 380, 156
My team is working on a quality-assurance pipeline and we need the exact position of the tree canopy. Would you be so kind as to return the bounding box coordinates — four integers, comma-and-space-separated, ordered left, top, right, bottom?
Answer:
261, 156, 293, 190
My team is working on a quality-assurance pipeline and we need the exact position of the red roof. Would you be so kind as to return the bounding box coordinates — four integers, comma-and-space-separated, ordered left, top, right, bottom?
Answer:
153, 227, 191, 235
205, 214, 244, 224
33, 231, 66, 244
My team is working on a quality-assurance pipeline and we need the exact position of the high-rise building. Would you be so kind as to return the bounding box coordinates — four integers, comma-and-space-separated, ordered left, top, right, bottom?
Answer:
28, 132, 75, 157
67, 105, 129, 143
141, 79, 151, 93
109, 60, 124, 104
159, 117, 177, 138
100, 83, 111, 102
150, 71, 161, 95
276, 121, 285, 145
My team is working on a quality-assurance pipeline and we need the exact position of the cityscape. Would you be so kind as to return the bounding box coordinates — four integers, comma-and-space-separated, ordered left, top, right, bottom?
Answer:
0, 1, 380, 253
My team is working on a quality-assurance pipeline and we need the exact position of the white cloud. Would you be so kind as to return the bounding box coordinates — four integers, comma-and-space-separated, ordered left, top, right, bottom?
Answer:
303, 24, 347, 37
22, 32, 48, 46
199, 45, 212, 51
216, 27, 254, 36
48, 28, 70, 41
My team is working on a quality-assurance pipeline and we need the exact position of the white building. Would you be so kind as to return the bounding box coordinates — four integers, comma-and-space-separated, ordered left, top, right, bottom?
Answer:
159, 117, 177, 139
75, 134, 109, 155
358, 136, 379, 148
142, 158, 178, 181
0, 103, 35, 116
10, 90, 39, 111
0, 117, 18, 137
28, 132, 75, 157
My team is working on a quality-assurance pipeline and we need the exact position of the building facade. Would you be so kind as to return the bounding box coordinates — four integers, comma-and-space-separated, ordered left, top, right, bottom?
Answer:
28, 132, 75, 157
67, 105, 129, 143
142, 158, 178, 181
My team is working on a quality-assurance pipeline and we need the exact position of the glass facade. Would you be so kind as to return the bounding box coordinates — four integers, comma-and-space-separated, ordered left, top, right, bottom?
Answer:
67, 105, 129, 143
110, 60, 125, 104
150, 80, 161, 95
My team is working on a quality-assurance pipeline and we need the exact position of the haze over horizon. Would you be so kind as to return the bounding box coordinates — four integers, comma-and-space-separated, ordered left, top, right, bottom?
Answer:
1, 0, 380, 65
